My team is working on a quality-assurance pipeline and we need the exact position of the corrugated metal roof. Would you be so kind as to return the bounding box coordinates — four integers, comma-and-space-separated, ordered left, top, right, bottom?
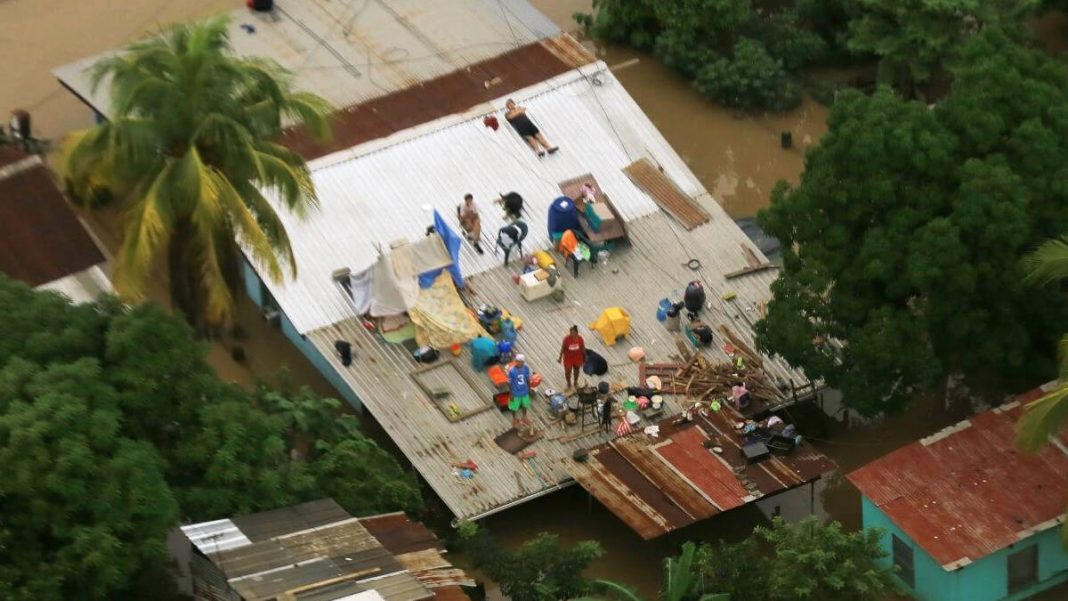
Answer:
52, 0, 559, 118
568, 409, 836, 539
301, 207, 819, 522
281, 36, 593, 161
847, 383, 1068, 570
260, 64, 703, 334
0, 148, 106, 287
181, 500, 465, 601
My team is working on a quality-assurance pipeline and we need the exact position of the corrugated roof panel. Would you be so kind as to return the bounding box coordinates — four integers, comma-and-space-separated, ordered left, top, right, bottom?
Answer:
261, 65, 703, 334
52, 0, 559, 117
847, 387, 1068, 568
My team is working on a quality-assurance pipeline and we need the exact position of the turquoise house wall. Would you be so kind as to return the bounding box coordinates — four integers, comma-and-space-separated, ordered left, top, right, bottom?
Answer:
240, 260, 363, 411
861, 497, 1068, 601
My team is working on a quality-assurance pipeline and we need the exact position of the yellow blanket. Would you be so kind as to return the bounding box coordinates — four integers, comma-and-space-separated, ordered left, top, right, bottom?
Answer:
409, 273, 486, 348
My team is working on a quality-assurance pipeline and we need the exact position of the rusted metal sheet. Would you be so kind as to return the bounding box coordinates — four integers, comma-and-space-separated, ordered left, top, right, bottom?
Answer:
655, 426, 749, 511
594, 446, 695, 530
359, 512, 443, 556
282, 38, 589, 160
623, 158, 711, 230
848, 389, 1068, 568
0, 152, 105, 287
570, 402, 836, 538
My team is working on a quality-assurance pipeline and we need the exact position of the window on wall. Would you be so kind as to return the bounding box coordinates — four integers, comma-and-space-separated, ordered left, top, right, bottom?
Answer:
892, 534, 915, 588
1007, 545, 1039, 594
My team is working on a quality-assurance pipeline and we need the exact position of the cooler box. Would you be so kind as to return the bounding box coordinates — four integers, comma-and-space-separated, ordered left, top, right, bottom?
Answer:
519, 269, 554, 301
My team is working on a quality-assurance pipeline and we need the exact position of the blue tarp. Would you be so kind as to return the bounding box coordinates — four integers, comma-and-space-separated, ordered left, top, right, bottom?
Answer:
419, 210, 465, 289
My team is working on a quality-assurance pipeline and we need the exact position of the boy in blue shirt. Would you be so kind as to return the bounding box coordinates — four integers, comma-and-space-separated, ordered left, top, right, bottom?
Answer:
508, 354, 533, 430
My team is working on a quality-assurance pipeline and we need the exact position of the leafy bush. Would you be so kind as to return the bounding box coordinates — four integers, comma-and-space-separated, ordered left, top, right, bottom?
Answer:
579, 0, 659, 51
745, 10, 829, 71
654, 28, 716, 77
695, 38, 802, 111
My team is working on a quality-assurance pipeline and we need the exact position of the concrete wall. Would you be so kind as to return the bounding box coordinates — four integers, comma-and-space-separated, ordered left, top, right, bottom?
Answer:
861, 497, 1068, 601
756, 477, 828, 524
240, 260, 363, 411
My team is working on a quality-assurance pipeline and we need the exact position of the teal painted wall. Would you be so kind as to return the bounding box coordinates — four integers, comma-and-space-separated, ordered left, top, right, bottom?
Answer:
861, 497, 1068, 601
240, 260, 363, 411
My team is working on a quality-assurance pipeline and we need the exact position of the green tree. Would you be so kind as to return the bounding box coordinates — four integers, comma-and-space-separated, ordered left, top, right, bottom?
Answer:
0, 359, 178, 600
1016, 235, 1068, 543
62, 16, 332, 328
757, 31, 1068, 414
0, 275, 424, 598
458, 524, 603, 601
845, 0, 1038, 94
589, 542, 729, 601
695, 38, 802, 110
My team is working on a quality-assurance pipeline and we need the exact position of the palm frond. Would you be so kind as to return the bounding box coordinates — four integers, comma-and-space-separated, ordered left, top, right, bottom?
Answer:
283, 91, 334, 141
232, 180, 297, 275
252, 148, 317, 214
209, 168, 284, 281
1016, 384, 1068, 452
1059, 334, 1068, 378
113, 170, 175, 300
1022, 236, 1068, 287
589, 579, 645, 601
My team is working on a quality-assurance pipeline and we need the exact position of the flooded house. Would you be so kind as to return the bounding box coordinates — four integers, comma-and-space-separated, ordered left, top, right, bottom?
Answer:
847, 383, 1068, 601
54, 0, 834, 536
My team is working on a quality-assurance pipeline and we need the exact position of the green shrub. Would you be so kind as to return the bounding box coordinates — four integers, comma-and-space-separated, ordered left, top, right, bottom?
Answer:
581, 0, 659, 51
695, 38, 802, 111
654, 28, 716, 77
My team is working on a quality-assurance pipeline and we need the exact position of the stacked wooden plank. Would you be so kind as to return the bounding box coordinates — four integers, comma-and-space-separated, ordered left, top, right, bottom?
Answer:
641, 342, 786, 406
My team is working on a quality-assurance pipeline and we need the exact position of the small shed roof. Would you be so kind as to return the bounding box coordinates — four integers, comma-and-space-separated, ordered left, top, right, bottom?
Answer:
52, 0, 559, 119
568, 410, 837, 539
847, 383, 1068, 570
181, 499, 467, 601
0, 147, 105, 287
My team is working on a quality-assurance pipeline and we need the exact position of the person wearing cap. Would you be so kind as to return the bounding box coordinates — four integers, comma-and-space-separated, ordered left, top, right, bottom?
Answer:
507, 354, 533, 429
558, 325, 585, 393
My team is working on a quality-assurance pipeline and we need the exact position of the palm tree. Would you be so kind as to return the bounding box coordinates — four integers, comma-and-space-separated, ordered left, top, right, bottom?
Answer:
1016, 235, 1068, 543
63, 16, 331, 328
583, 542, 729, 601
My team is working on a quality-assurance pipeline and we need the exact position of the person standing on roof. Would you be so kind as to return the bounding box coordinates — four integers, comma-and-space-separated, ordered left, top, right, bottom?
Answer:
456, 193, 484, 255
508, 354, 533, 431
558, 325, 586, 393
505, 99, 559, 157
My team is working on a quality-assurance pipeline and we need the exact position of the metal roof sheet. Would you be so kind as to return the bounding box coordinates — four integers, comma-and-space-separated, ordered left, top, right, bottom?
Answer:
259, 64, 703, 334
0, 149, 106, 287
301, 206, 821, 522
52, 0, 559, 118
847, 383, 1068, 569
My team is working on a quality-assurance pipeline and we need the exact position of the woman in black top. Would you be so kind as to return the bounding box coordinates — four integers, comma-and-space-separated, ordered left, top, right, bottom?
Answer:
505, 99, 559, 157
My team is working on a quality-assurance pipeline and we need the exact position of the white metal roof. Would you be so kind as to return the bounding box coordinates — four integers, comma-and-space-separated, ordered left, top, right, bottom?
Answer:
259, 64, 705, 334
52, 0, 558, 117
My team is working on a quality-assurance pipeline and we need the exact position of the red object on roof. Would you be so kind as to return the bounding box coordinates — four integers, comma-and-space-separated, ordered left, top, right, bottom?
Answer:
656, 426, 748, 511
847, 385, 1068, 569
0, 146, 105, 287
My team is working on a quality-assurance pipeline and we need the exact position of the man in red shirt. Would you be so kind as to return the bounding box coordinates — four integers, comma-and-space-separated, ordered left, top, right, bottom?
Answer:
558, 325, 586, 392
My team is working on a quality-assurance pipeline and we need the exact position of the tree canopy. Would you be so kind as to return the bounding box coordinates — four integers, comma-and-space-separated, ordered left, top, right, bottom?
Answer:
62, 16, 332, 328
756, 30, 1068, 414
458, 523, 604, 601
694, 518, 892, 601
0, 276, 421, 599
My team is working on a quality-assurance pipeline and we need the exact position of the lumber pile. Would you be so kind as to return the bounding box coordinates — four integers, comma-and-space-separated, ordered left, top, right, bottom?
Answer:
665, 354, 782, 402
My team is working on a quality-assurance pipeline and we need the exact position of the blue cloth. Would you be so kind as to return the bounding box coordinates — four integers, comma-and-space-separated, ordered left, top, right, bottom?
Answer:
508, 364, 531, 396
470, 336, 499, 370
419, 210, 465, 288
547, 196, 580, 238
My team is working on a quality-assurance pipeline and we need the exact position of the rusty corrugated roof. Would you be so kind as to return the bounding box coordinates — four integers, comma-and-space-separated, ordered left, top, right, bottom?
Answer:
847, 383, 1068, 569
282, 35, 594, 161
358, 512, 443, 556
0, 147, 105, 287
568, 408, 837, 539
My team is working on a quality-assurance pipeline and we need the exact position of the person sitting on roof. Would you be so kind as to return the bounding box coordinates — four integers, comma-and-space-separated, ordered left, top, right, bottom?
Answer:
456, 193, 484, 255
504, 99, 559, 157
731, 380, 751, 409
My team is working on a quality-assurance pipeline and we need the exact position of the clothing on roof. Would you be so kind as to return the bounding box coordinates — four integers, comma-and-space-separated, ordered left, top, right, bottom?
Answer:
418, 211, 464, 289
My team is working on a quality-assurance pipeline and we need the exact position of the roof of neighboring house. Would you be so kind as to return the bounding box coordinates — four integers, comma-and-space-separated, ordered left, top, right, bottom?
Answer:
52, 0, 559, 119
246, 62, 820, 524
180, 499, 469, 601
0, 146, 105, 287
847, 383, 1068, 570
569, 409, 836, 539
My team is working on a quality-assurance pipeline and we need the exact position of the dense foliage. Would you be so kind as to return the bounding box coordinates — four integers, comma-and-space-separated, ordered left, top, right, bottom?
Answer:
62, 17, 332, 328
590, 542, 728, 601
756, 31, 1068, 414
458, 523, 604, 601
0, 277, 421, 599
694, 518, 892, 601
